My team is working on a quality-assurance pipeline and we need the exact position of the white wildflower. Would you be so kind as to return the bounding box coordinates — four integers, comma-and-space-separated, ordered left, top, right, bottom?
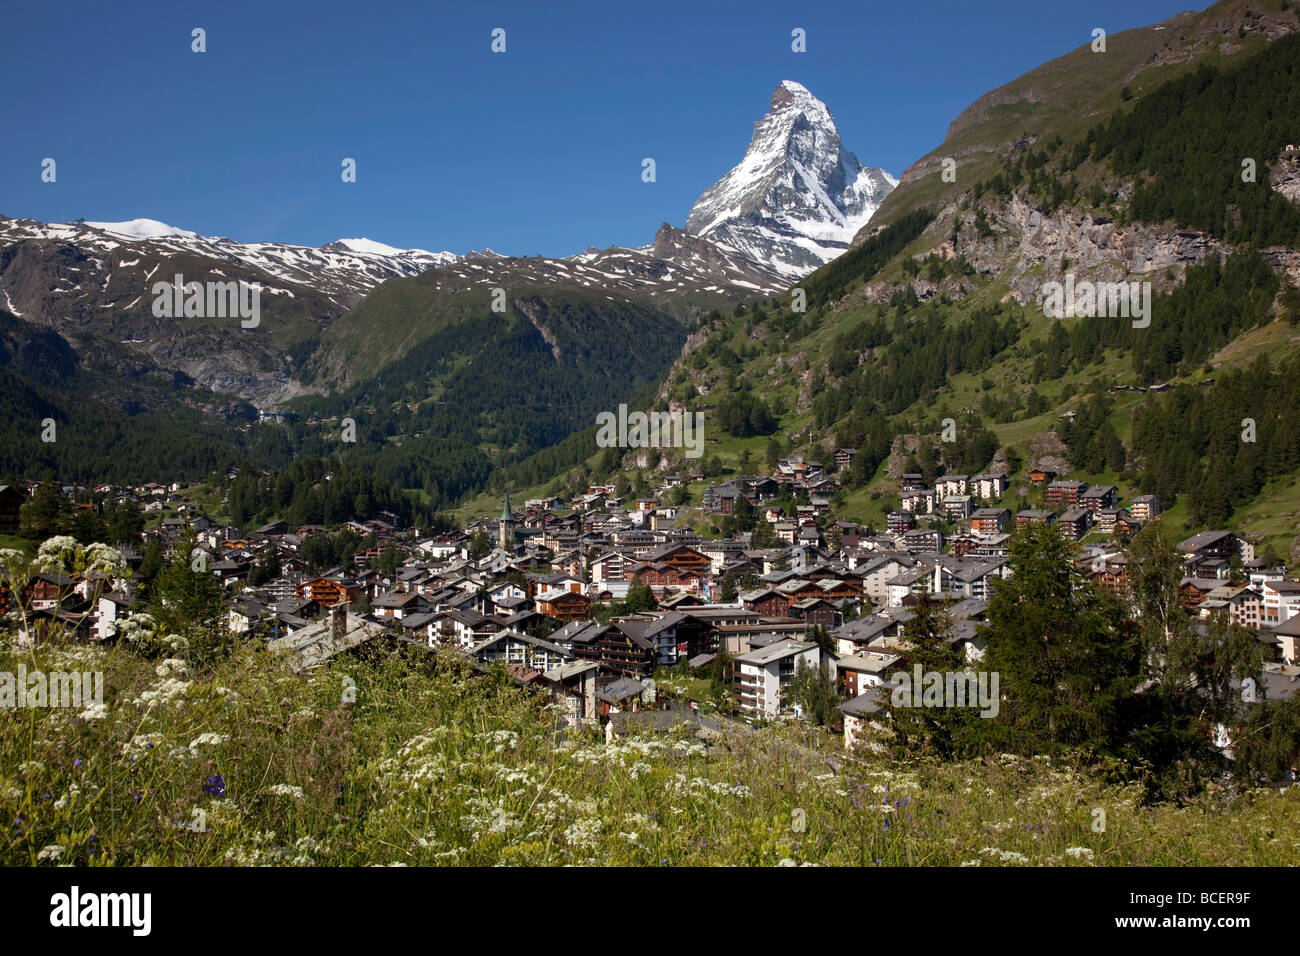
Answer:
36, 844, 65, 862
155, 658, 188, 678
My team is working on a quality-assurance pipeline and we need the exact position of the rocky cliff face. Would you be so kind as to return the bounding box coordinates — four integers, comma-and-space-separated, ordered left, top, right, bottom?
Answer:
846, 191, 1238, 312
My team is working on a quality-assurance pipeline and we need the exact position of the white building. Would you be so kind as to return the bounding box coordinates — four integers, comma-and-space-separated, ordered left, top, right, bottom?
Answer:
733, 639, 835, 720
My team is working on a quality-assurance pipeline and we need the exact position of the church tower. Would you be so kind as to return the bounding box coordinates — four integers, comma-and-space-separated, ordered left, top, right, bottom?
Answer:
498, 493, 514, 550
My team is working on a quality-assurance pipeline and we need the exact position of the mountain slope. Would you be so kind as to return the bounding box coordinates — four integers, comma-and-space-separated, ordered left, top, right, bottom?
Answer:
863, 0, 1299, 234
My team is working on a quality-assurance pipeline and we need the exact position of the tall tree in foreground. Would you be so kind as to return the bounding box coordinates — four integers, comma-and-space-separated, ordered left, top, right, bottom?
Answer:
1122, 522, 1268, 795
789, 658, 840, 727
981, 524, 1138, 757
884, 592, 969, 758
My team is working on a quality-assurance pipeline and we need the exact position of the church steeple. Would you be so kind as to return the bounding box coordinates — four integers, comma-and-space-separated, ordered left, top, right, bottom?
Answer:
498, 493, 514, 549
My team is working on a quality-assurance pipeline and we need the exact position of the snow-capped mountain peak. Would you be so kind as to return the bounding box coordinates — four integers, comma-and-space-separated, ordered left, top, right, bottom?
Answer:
684, 81, 897, 280
322, 237, 459, 267
81, 218, 200, 240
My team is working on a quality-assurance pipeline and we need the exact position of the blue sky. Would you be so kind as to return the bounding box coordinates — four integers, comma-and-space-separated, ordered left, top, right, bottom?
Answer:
2, 0, 1201, 257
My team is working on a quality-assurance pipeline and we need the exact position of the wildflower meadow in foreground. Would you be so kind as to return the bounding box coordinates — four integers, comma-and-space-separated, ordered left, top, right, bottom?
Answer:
1, 638, 1297, 867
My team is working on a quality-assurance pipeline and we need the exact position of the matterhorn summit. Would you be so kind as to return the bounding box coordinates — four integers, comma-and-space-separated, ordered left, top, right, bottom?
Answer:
684, 80, 897, 280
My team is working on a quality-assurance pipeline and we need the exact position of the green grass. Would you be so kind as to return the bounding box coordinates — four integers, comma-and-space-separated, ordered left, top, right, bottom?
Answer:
4, 634, 1297, 866
0, 535, 36, 555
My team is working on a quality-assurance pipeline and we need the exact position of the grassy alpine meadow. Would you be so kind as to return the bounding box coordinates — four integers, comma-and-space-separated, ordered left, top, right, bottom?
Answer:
2, 632, 1299, 867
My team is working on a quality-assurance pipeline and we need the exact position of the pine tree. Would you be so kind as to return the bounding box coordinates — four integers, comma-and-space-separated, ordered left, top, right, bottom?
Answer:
982, 524, 1137, 756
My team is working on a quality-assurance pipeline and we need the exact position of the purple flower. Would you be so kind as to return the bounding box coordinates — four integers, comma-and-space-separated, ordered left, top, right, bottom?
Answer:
74, 759, 82, 768
203, 774, 226, 798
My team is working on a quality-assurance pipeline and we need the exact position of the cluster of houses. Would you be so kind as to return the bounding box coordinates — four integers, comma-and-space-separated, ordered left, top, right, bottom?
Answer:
889, 470, 1161, 544
5, 469, 1299, 753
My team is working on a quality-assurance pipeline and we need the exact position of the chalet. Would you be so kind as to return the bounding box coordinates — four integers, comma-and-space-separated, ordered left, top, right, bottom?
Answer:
969, 533, 1011, 558
789, 597, 839, 627
899, 474, 928, 492
210, 558, 251, 588
370, 590, 432, 621
1096, 507, 1131, 537
901, 528, 944, 554
926, 556, 1002, 601
741, 588, 792, 618
295, 576, 357, 606
886, 565, 932, 607
1015, 509, 1056, 528
1045, 480, 1089, 507
27, 572, 80, 612
851, 554, 915, 606
1179, 577, 1221, 611
702, 484, 739, 514
835, 448, 858, 472
614, 613, 688, 666
1199, 583, 1263, 631
970, 508, 1010, 535
638, 543, 711, 578
1079, 485, 1118, 513
598, 675, 655, 718
941, 495, 974, 521
1130, 494, 1161, 523
1178, 531, 1251, 573
836, 650, 900, 697
536, 587, 592, 622
542, 659, 601, 725
471, 630, 571, 673
275, 604, 381, 673
1058, 507, 1092, 541
629, 561, 704, 594
832, 520, 861, 548
1029, 468, 1056, 486
773, 521, 798, 544
886, 511, 916, 535
1092, 554, 1129, 594
560, 620, 656, 675
94, 591, 134, 641
528, 571, 586, 597
590, 550, 633, 585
